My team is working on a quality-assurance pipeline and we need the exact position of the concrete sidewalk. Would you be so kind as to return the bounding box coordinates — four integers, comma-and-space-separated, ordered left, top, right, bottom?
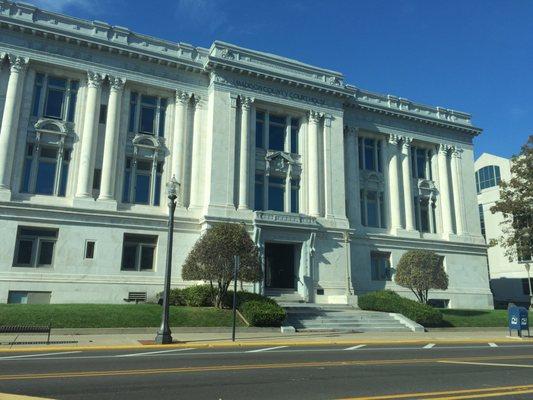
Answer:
1, 327, 531, 351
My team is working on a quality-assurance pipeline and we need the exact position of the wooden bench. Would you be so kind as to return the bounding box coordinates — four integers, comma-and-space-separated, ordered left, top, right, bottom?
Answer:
123, 292, 147, 304
0, 324, 51, 345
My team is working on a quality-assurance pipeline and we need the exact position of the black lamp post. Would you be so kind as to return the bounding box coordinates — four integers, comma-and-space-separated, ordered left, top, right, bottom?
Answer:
155, 175, 180, 344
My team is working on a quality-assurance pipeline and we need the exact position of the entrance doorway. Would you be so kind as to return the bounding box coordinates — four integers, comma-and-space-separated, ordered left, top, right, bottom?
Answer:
265, 243, 296, 289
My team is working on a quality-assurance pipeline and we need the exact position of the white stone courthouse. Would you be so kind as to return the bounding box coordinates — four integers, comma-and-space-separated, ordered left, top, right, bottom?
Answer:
0, 1, 493, 308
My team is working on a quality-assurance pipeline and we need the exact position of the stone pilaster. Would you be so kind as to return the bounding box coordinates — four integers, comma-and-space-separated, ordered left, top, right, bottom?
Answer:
387, 134, 402, 231
238, 96, 253, 210
400, 136, 415, 231
189, 95, 203, 208
438, 144, 453, 235
307, 110, 321, 217
171, 90, 190, 189
344, 126, 361, 226
451, 146, 465, 236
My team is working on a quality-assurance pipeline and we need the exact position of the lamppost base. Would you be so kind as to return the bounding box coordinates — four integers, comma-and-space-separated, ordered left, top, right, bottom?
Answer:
154, 331, 173, 344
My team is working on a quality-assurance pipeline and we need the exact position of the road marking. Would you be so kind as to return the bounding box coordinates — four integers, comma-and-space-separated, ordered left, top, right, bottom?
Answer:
0, 393, 55, 399
423, 343, 435, 349
246, 346, 288, 353
0, 351, 82, 360
488, 342, 498, 347
116, 348, 194, 357
344, 344, 366, 351
339, 383, 533, 399
439, 360, 533, 369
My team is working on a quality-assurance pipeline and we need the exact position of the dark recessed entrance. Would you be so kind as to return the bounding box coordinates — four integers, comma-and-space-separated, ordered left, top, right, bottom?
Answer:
265, 243, 296, 289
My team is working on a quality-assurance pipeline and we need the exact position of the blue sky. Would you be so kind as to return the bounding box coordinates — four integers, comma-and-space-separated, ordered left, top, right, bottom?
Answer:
27, 0, 532, 159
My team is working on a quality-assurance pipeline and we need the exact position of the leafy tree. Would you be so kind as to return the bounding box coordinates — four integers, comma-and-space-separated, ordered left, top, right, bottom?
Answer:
490, 136, 533, 262
394, 249, 448, 304
181, 223, 262, 308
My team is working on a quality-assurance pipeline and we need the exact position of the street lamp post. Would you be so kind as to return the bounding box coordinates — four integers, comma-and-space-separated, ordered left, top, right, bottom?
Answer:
155, 176, 180, 345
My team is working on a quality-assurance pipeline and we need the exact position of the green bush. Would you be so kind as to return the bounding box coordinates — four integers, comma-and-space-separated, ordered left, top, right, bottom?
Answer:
222, 290, 277, 308
181, 285, 216, 307
169, 288, 185, 306
358, 290, 443, 326
240, 300, 286, 327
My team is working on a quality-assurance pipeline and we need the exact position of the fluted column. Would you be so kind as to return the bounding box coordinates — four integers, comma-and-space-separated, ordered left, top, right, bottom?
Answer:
76, 72, 103, 198
189, 96, 203, 208
0, 55, 28, 190
307, 110, 321, 217
401, 136, 415, 231
171, 90, 190, 186
451, 146, 465, 235
387, 134, 402, 230
438, 144, 453, 235
238, 96, 253, 210
98, 76, 125, 201
344, 126, 361, 226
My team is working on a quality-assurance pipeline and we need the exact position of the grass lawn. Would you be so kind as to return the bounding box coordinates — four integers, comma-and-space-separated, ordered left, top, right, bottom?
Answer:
440, 309, 533, 328
0, 304, 245, 328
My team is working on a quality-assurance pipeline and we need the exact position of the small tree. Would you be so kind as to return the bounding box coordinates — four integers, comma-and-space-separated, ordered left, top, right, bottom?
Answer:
490, 136, 533, 262
394, 249, 448, 304
181, 223, 262, 308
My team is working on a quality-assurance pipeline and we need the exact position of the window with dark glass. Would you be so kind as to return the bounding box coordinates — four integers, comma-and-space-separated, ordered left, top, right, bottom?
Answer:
414, 197, 435, 233
99, 104, 108, 124
475, 165, 501, 193
255, 110, 299, 154
85, 241, 96, 259
371, 251, 391, 281
479, 204, 486, 238
31, 74, 79, 121
21, 144, 70, 197
411, 147, 431, 179
360, 190, 386, 228
92, 169, 101, 190
13, 227, 58, 268
121, 234, 157, 271
122, 157, 162, 206
128, 92, 167, 136
358, 137, 382, 172
267, 176, 285, 212
254, 174, 264, 211
269, 114, 286, 151
256, 111, 265, 148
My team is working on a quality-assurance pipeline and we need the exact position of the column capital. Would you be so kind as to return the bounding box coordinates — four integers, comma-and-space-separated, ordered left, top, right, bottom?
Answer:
108, 76, 126, 92
8, 54, 29, 73
308, 110, 322, 124
438, 143, 451, 155
388, 133, 401, 145
451, 146, 463, 159
401, 135, 413, 149
240, 95, 254, 110
175, 90, 190, 105
87, 71, 103, 89
192, 95, 202, 109
343, 125, 359, 137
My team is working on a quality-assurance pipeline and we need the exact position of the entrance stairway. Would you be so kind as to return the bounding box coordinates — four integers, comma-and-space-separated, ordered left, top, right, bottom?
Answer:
265, 289, 305, 303
281, 304, 420, 332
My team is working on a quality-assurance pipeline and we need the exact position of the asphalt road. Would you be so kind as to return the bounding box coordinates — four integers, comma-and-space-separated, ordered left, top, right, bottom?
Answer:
1, 342, 533, 399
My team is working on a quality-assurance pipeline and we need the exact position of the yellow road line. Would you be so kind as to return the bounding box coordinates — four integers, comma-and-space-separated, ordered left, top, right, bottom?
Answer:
0, 393, 54, 400
1, 354, 533, 381
339, 384, 533, 399
431, 388, 533, 399
0, 337, 532, 353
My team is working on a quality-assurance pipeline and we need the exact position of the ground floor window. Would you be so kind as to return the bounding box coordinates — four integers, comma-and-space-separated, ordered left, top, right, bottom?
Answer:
13, 226, 58, 268
121, 234, 157, 271
360, 190, 386, 228
7, 291, 52, 304
370, 251, 391, 281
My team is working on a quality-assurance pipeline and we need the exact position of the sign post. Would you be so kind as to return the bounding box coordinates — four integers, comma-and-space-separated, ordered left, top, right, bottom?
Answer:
232, 255, 240, 342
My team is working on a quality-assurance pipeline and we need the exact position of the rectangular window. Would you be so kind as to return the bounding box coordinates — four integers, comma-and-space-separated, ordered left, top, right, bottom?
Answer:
268, 176, 285, 212
140, 95, 157, 134
44, 77, 67, 119
364, 138, 375, 170
129, 92, 138, 132
99, 104, 107, 124
32, 74, 78, 121
21, 144, 69, 198
128, 92, 167, 136
290, 119, 299, 154
123, 158, 162, 206
371, 252, 391, 281
93, 168, 101, 190
31, 73, 44, 117
361, 190, 386, 228
8, 291, 52, 304
254, 174, 264, 211
256, 112, 264, 149
158, 98, 167, 137
291, 178, 299, 213
416, 149, 426, 179
13, 227, 58, 268
269, 115, 285, 151
479, 204, 485, 237
121, 234, 157, 271
85, 240, 95, 259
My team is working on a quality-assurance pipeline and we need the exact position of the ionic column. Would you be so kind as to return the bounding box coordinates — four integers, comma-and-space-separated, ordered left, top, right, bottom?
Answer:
307, 110, 321, 217
189, 96, 203, 208
98, 76, 125, 201
75, 71, 103, 198
238, 96, 253, 210
0, 55, 28, 190
171, 90, 190, 186
387, 134, 402, 230
401, 136, 415, 231
344, 126, 361, 225
438, 144, 453, 235
451, 146, 465, 235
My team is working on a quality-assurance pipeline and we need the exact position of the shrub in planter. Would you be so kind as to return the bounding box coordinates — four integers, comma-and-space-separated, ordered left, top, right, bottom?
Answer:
358, 290, 443, 326
240, 300, 286, 327
181, 285, 216, 307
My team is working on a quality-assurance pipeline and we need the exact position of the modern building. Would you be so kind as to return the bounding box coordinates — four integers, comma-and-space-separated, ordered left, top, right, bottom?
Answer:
475, 153, 532, 307
0, 0, 493, 308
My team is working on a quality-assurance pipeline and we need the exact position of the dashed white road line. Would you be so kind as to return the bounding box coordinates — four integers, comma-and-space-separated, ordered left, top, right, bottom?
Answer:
423, 343, 436, 349
246, 346, 288, 353
0, 351, 82, 360
344, 344, 366, 351
116, 348, 195, 357
488, 342, 498, 347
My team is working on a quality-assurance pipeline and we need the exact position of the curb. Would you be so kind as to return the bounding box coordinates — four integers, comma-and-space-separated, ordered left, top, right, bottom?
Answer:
1, 337, 532, 353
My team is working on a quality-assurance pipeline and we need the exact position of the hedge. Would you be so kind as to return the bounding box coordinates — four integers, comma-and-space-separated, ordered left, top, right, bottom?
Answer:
240, 300, 287, 327
160, 285, 215, 307
358, 290, 443, 326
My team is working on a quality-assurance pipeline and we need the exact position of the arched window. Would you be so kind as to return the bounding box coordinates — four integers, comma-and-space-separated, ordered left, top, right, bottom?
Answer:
475, 165, 501, 193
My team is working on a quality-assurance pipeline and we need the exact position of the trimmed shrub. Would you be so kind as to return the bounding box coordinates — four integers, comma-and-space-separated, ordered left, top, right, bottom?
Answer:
222, 290, 277, 308
240, 300, 286, 327
358, 290, 443, 326
157, 288, 185, 306
181, 285, 216, 307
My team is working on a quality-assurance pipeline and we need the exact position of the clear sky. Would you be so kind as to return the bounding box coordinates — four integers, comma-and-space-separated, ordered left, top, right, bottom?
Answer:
26, 0, 532, 159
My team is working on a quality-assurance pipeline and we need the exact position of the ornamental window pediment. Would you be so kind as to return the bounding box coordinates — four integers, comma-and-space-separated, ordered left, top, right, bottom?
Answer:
360, 170, 385, 192
416, 179, 438, 201
265, 151, 301, 178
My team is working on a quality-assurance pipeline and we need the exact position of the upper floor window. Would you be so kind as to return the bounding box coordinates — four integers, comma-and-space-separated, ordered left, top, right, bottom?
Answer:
411, 147, 432, 179
358, 137, 382, 172
128, 92, 168, 137
414, 197, 436, 233
360, 189, 386, 228
31, 73, 79, 122
13, 226, 58, 268
256, 111, 299, 154
123, 157, 163, 206
479, 204, 486, 238
475, 165, 501, 193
